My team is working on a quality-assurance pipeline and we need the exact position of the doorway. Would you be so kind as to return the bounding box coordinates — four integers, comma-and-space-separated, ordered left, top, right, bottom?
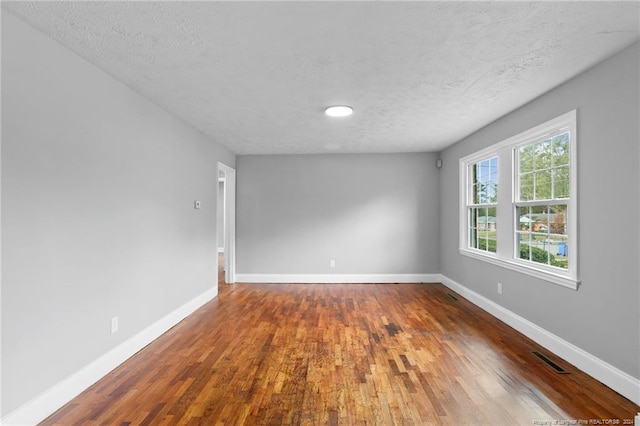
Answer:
217, 162, 236, 286
217, 175, 226, 286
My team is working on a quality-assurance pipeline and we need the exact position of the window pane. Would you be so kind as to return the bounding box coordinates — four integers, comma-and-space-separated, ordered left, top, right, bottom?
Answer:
515, 204, 568, 270
476, 183, 486, 204
490, 182, 497, 203
548, 204, 567, 236
554, 166, 570, 199
476, 182, 497, 204
519, 173, 534, 201
534, 170, 552, 200
519, 145, 534, 173
469, 207, 478, 248
486, 206, 497, 252
519, 134, 570, 203
471, 157, 498, 205
516, 230, 532, 261
472, 182, 480, 204
517, 206, 532, 231
534, 139, 552, 171
531, 205, 548, 232
469, 207, 496, 253
552, 133, 570, 167
486, 237, 497, 253
490, 157, 498, 180
549, 204, 568, 269
478, 208, 488, 238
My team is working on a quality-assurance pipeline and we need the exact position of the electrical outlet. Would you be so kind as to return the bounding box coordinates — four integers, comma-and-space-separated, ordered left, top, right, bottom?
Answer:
111, 316, 119, 334
329, 259, 336, 268
497, 282, 503, 295
194, 200, 201, 209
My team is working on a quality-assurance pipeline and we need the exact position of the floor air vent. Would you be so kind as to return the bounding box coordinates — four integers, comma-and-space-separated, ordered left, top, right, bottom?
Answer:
532, 351, 569, 374
446, 293, 458, 301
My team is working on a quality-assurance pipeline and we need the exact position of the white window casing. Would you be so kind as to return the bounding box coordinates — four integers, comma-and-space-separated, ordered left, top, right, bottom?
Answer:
459, 110, 579, 290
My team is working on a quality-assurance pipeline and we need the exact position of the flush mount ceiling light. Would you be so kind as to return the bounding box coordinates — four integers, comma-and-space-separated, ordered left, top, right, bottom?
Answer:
325, 105, 353, 117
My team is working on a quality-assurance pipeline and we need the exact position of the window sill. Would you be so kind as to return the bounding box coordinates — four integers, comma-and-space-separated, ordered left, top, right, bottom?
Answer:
459, 248, 580, 290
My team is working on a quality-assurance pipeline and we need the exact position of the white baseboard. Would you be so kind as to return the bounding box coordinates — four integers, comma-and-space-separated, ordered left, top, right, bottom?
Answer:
1, 287, 218, 426
217, 247, 224, 253
439, 274, 640, 406
235, 273, 441, 284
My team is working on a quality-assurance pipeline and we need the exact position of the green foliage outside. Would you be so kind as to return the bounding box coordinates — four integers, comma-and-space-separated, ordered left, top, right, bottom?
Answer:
477, 238, 496, 252
476, 238, 568, 269
519, 132, 570, 201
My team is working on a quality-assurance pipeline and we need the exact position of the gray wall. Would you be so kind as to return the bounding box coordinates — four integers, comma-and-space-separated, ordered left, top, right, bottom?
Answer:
1, 12, 235, 415
236, 153, 440, 275
439, 42, 639, 378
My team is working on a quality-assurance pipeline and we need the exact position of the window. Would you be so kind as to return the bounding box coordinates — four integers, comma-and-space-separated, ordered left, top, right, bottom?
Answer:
467, 157, 498, 253
515, 132, 570, 269
459, 111, 578, 289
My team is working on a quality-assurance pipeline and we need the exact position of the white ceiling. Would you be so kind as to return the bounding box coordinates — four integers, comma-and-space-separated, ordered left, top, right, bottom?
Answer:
3, 1, 639, 155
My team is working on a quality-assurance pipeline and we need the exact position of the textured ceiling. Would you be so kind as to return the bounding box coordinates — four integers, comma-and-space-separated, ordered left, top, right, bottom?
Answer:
3, 1, 639, 155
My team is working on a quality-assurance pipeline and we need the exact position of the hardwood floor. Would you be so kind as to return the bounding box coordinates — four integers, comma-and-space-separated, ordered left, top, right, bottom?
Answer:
41, 278, 638, 425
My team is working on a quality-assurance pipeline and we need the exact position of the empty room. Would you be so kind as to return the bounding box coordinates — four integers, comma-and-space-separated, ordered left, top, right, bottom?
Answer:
1, 1, 639, 425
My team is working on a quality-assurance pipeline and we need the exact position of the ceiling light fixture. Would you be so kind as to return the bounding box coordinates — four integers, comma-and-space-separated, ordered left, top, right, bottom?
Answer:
325, 105, 353, 117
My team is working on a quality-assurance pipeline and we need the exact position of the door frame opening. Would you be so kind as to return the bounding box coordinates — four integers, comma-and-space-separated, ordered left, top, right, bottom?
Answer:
217, 162, 236, 284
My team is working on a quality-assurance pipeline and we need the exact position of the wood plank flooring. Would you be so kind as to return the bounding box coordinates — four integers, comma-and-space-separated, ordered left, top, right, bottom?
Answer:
41, 278, 639, 425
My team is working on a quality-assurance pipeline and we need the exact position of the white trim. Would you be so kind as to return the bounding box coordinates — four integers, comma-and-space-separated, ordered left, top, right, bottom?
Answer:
1, 288, 217, 426
439, 274, 640, 406
217, 247, 224, 254
235, 273, 441, 284
218, 162, 236, 284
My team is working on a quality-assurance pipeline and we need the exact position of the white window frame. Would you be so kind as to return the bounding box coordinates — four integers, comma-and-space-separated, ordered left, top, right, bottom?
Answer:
459, 110, 579, 290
